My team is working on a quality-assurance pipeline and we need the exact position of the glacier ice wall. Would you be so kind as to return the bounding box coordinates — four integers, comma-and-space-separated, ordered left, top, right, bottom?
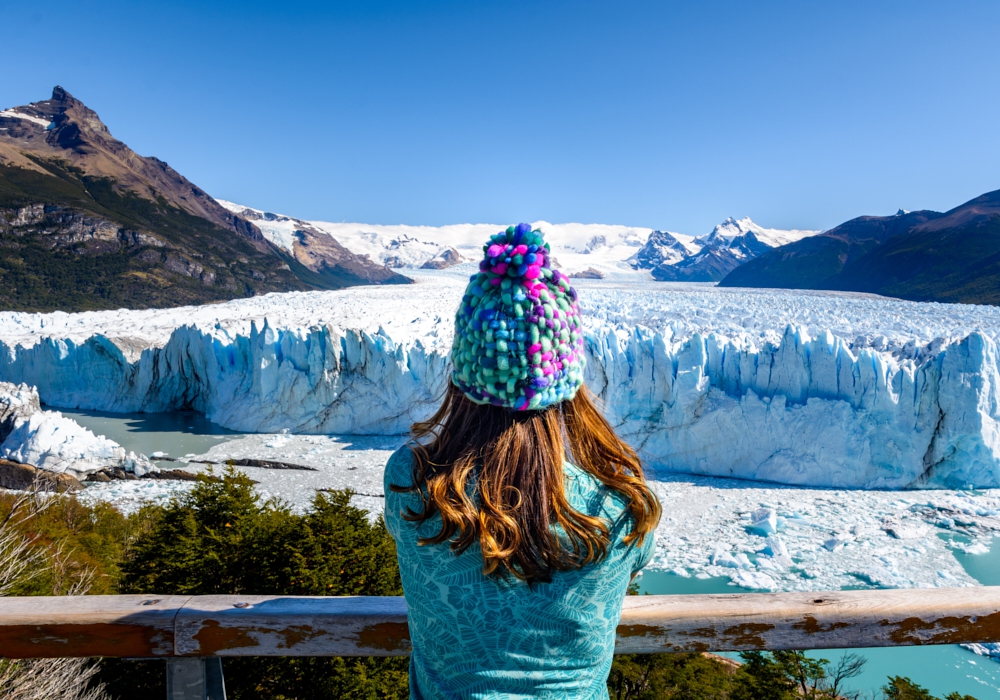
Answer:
1, 316, 1000, 488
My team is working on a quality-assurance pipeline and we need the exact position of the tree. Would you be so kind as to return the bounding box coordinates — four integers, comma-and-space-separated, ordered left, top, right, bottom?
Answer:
730, 652, 797, 700
99, 469, 408, 700
608, 653, 734, 700
883, 676, 934, 699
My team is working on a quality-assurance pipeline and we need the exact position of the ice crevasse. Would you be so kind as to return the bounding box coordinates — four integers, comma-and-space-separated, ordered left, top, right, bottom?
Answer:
1, 317, 1000, 489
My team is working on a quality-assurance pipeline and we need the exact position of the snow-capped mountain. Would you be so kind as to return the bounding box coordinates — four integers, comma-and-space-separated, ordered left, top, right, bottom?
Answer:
216, 200, 666, 278
650, 217, 820, 282
627, 230, 699, 269
217, 201, 820, 283
697, 216, 818, 248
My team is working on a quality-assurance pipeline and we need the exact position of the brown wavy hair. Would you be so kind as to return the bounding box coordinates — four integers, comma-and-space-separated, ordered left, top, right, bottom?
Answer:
391, 382, 660, 584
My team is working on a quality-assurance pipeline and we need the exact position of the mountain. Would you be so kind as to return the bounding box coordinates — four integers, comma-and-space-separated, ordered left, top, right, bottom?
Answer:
0, 87, 406, 312
643, 217, 819, 282
720, 189, 1000, 304
213, 205, 672, 278
627, 230, 694, 269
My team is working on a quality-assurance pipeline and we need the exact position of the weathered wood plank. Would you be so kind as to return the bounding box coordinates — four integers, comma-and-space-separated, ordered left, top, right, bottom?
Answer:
174, 596, 410, 657
0, 595, 187, 658
617, 587, 1000, 653
2, 588, 1000, 658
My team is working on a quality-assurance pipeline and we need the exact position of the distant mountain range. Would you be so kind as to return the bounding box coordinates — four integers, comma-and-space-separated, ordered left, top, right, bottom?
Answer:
721, 189, 1000, 304
629, 217, 819, 282
219, 201, 819, 283
0, 87, 406, 312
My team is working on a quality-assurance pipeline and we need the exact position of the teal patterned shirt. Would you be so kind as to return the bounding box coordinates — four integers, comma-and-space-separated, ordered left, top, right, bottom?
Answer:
384, 447, 655, 700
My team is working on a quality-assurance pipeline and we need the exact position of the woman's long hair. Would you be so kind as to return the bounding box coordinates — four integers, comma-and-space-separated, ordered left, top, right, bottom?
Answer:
391, 383, 660, 584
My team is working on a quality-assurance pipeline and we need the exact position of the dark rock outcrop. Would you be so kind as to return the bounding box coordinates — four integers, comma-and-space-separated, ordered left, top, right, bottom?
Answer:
420, 247, 463, 270
0, 458, 83, 492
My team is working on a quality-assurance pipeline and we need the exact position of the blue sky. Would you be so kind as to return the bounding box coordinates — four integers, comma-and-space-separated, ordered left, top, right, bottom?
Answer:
2, 0, 998, 233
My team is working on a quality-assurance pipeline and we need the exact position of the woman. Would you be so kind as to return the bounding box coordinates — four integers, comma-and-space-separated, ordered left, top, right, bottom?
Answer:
385, 223, 661, 699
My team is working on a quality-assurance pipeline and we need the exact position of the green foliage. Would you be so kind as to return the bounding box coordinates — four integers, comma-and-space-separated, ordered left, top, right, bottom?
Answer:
98, 469, 408, 700
883, 676, 980, 700
730, 651, 798, 700
608, 652, 736, 699
884, 676, 938, 700
0, 492, 155, 595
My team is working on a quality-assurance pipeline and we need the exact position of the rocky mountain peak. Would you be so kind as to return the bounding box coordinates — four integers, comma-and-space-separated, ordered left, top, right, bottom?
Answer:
0, 88, 409, 311
628, 229, 690, 269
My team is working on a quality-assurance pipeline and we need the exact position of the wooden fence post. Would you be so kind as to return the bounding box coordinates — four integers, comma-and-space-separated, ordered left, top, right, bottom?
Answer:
166, 658, 226, 700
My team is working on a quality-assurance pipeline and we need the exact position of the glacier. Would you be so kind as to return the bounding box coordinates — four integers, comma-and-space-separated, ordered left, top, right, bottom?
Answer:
3, 272, 1000, 488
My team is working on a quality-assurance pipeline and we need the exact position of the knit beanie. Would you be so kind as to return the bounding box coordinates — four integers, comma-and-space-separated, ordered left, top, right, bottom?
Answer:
451, 223, 586, 411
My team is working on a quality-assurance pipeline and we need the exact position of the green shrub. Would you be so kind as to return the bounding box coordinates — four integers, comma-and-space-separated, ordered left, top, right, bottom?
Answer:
98, 469, 407, 700
0, 492, 154, 595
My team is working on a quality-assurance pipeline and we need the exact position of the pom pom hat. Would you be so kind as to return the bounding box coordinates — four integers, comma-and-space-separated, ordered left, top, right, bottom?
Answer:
451, 223, 586, 410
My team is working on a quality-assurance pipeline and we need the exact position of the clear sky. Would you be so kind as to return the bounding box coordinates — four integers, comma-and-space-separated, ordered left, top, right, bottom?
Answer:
2, 0, 998, 234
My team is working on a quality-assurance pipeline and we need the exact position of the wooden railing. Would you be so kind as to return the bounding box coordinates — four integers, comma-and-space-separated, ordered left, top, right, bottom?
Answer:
2, 588, 1000, 699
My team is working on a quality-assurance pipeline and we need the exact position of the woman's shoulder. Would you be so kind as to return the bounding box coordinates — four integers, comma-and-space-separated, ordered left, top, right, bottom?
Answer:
384, 444, 418, 496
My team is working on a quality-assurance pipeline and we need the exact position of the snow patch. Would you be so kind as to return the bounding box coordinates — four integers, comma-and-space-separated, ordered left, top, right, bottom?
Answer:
0, 109, 53, 129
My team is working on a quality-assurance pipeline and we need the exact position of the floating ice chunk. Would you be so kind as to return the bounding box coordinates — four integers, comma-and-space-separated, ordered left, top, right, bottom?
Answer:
761, 535, 790, 559
124, 451, 158, 477
749, 508, 778, 535
959, 542, 991, 555
883, 520, 929, 540
265, 435, 290, 449
729, 570, 777, 590
1, 410, 127, 477
757, 535, 794, 569
150, 451, 167, 458
756, 557, 788, 573
823, 532, 854, 552
964, 643, 1000, 661
710, 549, 753, 569
850, 567, 897, 587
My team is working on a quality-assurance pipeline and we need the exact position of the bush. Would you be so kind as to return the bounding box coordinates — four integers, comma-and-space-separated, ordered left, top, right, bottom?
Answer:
97, 469, 408, 700
0, 492, 153, 595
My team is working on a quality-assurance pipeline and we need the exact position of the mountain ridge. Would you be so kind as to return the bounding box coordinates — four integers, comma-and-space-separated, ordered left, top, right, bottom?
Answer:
0, 87, 407, 312
720, 188, 1000, 304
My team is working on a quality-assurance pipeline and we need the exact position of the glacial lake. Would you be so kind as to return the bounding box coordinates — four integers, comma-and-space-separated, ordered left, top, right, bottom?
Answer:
61, 409, 1000, 698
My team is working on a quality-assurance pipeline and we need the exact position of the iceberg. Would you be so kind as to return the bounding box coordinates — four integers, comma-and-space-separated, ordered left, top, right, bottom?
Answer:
0, 382, 155, 478
2, 278, 1000, 488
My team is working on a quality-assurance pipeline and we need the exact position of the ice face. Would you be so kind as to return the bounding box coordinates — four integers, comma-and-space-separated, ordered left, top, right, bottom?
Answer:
4, 277, 1000, 488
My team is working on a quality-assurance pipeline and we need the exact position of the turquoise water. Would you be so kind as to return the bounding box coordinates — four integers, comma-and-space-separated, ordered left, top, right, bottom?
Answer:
56, 408, 242, 458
